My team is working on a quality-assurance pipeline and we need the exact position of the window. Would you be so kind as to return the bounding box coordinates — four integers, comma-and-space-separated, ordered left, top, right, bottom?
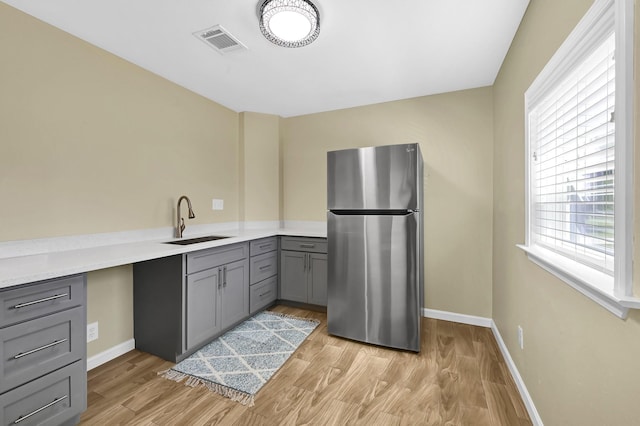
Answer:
520, 0, 637, 318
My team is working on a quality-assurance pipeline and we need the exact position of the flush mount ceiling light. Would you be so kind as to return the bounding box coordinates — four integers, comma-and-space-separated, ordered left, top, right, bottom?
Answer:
259, 0, 320, 48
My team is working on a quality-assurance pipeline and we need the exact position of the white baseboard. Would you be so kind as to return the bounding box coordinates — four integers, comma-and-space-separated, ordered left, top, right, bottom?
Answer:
422, 308, 493, 328
87, 338, 135, 371
491, 321, 544, 426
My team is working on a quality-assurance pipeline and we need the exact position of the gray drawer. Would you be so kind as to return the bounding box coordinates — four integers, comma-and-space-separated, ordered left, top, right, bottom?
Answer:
249, 251, 278, 285
250, 237, 277, 256
0, 275, 85, 328
1, 307, 84, 394
250, 276, 277, 314
186, 243, 248, 275
280, 237, 327, 253
0, 360, 86, 426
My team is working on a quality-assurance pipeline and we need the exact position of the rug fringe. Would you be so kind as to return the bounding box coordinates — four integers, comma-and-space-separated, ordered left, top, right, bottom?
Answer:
265, 310, 320, 326
159, 369, 255, 406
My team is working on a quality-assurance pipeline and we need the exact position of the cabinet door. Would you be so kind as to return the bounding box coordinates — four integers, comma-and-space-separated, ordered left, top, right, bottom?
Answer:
308, 253, 328, 306
185, 267, 220, 351
280, 251, 307, 303
220, 259, 249, 330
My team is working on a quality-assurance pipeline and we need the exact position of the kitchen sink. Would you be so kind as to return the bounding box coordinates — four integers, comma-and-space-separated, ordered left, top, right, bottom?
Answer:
164, 235, 231, 245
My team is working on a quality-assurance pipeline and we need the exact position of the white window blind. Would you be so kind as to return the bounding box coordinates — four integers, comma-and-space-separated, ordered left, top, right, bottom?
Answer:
529, 32, 616, 274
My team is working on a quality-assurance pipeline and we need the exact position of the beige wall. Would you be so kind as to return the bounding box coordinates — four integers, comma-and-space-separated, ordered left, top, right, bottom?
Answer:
0, 4, 241, 357
239, 112, 281, 222
86, 266, 133, 355
0, 7, 240, 241
281, 89, 494, 317
492, 0, 640, 424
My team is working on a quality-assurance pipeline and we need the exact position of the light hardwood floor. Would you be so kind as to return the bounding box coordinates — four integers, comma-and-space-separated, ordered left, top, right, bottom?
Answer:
80, 305, 531, 425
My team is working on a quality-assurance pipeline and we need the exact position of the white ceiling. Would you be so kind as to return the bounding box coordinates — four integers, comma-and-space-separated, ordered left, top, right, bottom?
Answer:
2, 0, 530, 117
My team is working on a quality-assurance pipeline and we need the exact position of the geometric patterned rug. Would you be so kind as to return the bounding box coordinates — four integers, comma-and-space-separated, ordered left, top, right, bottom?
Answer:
160, 311, 319, 406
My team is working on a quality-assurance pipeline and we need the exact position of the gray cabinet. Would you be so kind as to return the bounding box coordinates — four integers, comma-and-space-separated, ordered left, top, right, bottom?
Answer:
279, 237, 328, 306
280, 250, 307, 302
248, 237, 278, 314
185, 267, 221, 351
0, 274, 86, 426
134, 243, 249, 362
220, 259, 250, 329
308, 253, 328, 306
249, 276, 277, 314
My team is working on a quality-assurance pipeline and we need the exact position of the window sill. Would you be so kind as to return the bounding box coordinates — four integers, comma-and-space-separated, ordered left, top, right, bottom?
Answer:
517, 244, 640, 319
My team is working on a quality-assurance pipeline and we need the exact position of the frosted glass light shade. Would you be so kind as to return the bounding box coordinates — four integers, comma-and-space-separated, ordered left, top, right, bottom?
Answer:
259, 0, 320, 48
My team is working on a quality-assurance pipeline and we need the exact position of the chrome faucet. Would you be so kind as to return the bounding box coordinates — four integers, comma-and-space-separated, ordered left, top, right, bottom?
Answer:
176, 195, 195, 238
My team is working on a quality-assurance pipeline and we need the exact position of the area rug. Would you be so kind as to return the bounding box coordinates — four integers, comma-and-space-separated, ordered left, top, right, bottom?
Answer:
160, 311, 319, 406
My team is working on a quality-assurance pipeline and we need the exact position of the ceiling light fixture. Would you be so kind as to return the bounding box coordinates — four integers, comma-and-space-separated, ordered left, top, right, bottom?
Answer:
259, 0, 320, 48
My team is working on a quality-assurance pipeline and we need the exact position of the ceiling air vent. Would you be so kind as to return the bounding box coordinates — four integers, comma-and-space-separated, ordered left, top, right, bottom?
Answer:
193, 25, 247, 54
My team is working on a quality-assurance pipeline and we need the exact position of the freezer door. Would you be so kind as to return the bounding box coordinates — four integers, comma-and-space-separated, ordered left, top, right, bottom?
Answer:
327, 144, 421, 211
327, 212, 420, 352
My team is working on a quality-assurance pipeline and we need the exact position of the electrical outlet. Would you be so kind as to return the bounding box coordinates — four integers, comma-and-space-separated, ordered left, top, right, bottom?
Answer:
517, 325, 524, 350
212, 199, 224, 210
87, 322, 99, 342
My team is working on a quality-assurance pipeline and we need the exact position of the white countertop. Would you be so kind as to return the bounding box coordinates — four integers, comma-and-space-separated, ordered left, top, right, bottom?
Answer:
0, 223, 326, 289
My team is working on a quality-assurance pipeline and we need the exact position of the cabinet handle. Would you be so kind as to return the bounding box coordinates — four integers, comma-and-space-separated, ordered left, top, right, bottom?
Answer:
13, 293, 68, 309
223, 266, 227, 287
13, 338, 68, 359
218, 268, 222, 289
300, 244, 315, 248
309, 256, 313, 273
258, 265, 271, 271
259, 244, 271, 249
303, 253, 307, 271
13, 395, 68, 424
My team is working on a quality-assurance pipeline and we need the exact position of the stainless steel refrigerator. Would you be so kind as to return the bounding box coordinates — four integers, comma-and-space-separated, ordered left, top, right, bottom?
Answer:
327, 143, 423, 352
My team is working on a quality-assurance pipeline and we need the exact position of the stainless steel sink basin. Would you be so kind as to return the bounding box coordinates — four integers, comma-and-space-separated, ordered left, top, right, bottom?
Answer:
164, 235, 231, 245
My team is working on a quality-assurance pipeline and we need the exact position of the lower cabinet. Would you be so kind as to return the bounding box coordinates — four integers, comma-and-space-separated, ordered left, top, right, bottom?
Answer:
134, 243, 249, 362
185, 258, 249, 351
185, 267, 221, 351
0, 274, 87, 426
0, 360, 85, 426
249, 276, 277, 314
219, 259, 250, 331
279, 237, 328, 306
248, 238, 278, 314
308, 254, 328, 306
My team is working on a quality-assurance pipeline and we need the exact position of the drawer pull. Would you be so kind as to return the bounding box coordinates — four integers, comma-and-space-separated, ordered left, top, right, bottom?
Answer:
259, 244, 272, 249
13, 395, 68, 424
13, 293, 68, 309
14, 338, 68, 359
258, 265, 272, 271
259, 290, 272, 298
300, 244, 315, 248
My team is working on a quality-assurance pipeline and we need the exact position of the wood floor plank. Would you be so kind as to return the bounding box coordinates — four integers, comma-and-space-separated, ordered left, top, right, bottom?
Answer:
476, 339, 507, 385
451, 322, 477, 357
498, 362, 530, 421
292, 344, 344, 392
302, 397, 361, 425
461, 405, 494, 426
483, 381, 532, 426
80, 305, 532, 426
456, 354, 489, 409
333, 351, 391, 405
